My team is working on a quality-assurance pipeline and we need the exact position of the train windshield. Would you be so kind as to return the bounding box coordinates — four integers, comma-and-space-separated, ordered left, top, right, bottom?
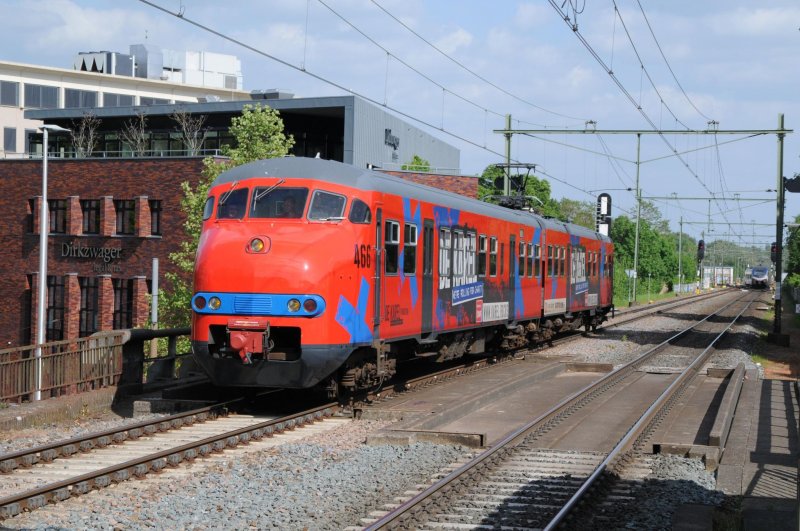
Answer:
308, 190, 346, 220
217, 187, 249, 219
250, 187, 309, 219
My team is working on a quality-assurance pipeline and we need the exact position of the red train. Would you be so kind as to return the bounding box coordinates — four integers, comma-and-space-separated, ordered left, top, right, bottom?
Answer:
191, 157, 614, 396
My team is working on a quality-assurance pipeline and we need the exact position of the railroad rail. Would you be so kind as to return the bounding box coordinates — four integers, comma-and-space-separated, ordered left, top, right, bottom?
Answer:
0, 401, 340, 519
363, 289, 756, 529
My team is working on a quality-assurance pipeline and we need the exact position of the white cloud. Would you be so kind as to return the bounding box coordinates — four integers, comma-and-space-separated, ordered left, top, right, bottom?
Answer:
513, 3, 550, 28
434, 28, 473, 55
710, 7, 800, 36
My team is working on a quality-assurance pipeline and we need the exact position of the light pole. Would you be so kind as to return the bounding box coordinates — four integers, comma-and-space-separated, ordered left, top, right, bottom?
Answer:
35, 124, 70, 401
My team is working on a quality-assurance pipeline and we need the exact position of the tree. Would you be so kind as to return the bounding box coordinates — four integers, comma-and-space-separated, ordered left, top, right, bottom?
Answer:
786, 213, 800, 288
558, 198, 595, 229
119, 112, 149, 156
159, 104, 295, 327
70, 112, 101, 158
401, 155, 430, 172
172, 106, 207, 156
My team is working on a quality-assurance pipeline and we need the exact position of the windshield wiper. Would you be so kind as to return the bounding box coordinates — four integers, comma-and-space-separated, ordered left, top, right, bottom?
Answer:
254, 179, 286, 202
219, 181, 239, 205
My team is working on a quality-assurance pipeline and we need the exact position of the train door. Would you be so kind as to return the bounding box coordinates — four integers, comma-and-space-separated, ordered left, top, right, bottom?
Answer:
421, 219, 434, 335
373, 208, 382, 338
509, 234, 516, 320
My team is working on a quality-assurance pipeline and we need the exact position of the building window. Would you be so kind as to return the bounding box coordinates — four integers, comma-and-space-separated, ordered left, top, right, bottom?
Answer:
149, 200, 162, 235
3, 127, 15, 153
79, 277, 99, 337
103, 92, 134, 107
384, 220, 400, 275
64, 88, 98, 108
113, 278, 133, 329
114, 199, 135, 235
81, 199, 100, 234
403, 223, 417, 275
140, 96, 170, 106
48, 199, 67, 234
24, 128, 35, 155
24, 83, 59, 109
46, 275, 65, 341
0, 80, 19, 106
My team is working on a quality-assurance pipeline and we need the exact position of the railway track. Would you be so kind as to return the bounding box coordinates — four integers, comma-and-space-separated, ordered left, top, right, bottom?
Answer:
361, 289, 756, 530
0, 288, 736, 523
0, 401, 340, 519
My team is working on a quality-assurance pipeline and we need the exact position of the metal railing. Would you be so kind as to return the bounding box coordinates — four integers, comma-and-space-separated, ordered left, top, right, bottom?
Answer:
0, 328, 191, 403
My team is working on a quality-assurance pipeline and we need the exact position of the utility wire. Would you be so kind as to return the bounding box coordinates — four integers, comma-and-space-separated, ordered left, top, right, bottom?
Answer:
138, 0, 516, 167
547, 0, 742, 240
369, 0, 587, 123
635, 0, 713, 122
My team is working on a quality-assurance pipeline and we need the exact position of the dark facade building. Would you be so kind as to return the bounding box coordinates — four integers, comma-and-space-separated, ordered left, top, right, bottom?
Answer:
0, 157, 477, 348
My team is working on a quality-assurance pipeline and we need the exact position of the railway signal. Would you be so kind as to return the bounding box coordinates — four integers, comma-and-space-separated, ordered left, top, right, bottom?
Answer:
697, 240, 705, 261
770, 241, 777, 263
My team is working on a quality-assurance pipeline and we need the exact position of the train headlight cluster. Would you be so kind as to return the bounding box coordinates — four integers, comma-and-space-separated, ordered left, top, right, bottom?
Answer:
249, 238, 265, 253
209, 297, 222, 310
195, 296, 207, 309
287, 299, 301, 312
303, 299, 317, 312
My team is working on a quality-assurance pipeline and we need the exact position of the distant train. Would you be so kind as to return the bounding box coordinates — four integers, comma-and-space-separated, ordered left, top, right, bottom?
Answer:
190, 157, 615, 396
746, 265, 771, 289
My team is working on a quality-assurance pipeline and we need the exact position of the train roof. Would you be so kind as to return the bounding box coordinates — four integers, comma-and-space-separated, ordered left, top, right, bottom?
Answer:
213, 157, 612, 244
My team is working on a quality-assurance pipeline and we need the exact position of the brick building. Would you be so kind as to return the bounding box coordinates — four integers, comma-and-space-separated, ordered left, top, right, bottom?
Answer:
0, 157, 477, 348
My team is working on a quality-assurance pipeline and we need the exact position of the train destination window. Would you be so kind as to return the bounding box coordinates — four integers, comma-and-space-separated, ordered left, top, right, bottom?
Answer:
250, 186, 308, 219
477, 235, 487, 277
385, 220, 400, 274
403, 223, 417, 274
349, 198, 371, 224
308, 190, 346, 221
218, 187, 249, 219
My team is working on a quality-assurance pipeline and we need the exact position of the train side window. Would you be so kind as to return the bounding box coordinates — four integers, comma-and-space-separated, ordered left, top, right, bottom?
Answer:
403, 223, 417, 274
439, 228, 452, 279
467, 232, 477, 279
518, 241, 526, 277
534, 244, 541, 277
385, 220, 400, 274
526, 243, 533, 278
489, 237, 497, 277
561, 247, 567, 277
547, 245, 553, 277
477, 235, 487, 277
349, 198, 371, 224
203, 197, 214, 221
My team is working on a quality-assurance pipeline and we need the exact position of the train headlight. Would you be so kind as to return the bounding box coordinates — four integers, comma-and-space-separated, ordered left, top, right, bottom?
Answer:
303, 299, 317, 313
249, 238, 265, 253
194, 296, 206, 310
287, 299, 301, 312
209, 297, 222, 310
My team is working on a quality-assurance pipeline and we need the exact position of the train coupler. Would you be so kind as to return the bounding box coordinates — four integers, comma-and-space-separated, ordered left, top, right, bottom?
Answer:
227, 318, 271, 365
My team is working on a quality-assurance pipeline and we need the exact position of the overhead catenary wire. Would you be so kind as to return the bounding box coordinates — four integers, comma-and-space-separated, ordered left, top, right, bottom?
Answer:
546, 0, 743, 241
368, 0, 587, 124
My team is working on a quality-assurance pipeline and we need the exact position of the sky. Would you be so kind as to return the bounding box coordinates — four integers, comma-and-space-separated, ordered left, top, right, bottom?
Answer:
2, 0, 799, 249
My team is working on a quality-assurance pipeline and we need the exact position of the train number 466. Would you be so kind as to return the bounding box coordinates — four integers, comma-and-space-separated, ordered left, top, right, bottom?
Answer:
353, 244, 371, 268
